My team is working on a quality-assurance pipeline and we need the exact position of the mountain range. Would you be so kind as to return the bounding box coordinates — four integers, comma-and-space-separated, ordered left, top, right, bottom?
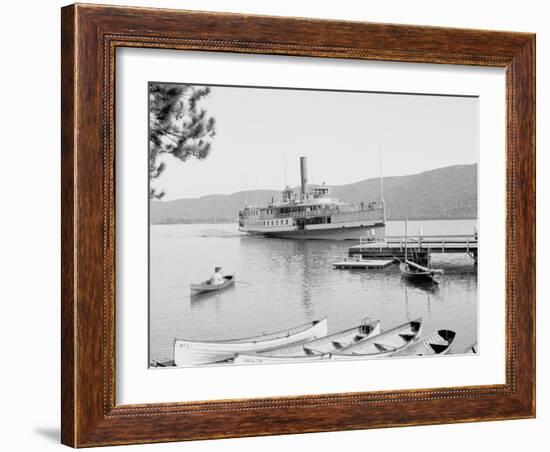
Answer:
150, 164, 477, 224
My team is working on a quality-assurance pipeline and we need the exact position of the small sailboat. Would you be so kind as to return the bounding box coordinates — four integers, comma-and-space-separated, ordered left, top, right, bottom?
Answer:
399, 259, 444, 283
399, 220, 443, 283
173, 318, 328, 366
391, 329, 456, 356
331, 318, 423, 359
234, 318, 381, 364
190, 273, 236, 295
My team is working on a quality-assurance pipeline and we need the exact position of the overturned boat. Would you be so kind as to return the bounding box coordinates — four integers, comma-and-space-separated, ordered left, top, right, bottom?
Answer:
234, 318, 381, 364
173, 318, 328, 366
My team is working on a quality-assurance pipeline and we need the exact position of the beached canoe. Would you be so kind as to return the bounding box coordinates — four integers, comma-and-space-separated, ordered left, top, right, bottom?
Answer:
190, 273, 236, 295
173, 318, 328, 366
331, 318, 423, 359
391, 329, 456, 357
234, 318, 381, 364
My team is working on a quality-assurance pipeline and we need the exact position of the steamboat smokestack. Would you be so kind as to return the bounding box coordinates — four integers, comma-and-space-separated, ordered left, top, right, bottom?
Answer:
300, 156, 308, 195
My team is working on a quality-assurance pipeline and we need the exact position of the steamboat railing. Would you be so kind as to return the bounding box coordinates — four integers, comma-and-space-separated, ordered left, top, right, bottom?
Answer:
252, 206, 384, 221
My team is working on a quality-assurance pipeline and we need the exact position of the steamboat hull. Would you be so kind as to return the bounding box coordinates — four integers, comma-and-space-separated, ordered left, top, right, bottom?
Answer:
240, 223, 385, 241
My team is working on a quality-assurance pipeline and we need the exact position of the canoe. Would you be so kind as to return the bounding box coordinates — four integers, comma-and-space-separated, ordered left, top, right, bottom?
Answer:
173, 318, 328, 366
391, 329, 456, 357
234, 319, 381, 364
190, 273, 235, 295
331, 318, 423, 359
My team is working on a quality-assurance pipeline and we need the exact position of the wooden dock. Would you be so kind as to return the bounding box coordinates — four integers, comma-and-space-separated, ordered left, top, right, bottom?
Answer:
349, 234, 478, 263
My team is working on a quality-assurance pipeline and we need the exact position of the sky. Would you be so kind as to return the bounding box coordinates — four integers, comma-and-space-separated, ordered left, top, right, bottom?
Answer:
151, 84, 478, 200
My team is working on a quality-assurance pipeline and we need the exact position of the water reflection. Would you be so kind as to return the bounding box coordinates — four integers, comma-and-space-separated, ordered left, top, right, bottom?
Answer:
400, 277, 440, 294
190, 284, 237, 304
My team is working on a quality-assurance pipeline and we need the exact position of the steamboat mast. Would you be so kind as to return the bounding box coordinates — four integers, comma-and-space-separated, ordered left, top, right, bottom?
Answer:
379, 145, 386, 224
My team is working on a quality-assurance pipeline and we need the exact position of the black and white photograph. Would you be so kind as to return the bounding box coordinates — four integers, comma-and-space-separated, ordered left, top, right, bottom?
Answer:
148, 82, 479, 368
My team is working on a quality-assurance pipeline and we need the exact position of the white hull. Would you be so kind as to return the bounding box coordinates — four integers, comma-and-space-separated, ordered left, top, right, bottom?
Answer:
235, 320, 381, 364
241, 224, 385, 241
173, 319, 328, 366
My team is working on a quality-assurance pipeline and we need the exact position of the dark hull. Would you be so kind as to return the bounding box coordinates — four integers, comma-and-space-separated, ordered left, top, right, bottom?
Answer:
399, 263, 438, 283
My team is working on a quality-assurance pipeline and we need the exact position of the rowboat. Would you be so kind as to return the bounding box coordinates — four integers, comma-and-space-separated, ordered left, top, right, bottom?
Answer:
190, 273, 236, 295
234, 318, 381, 364
331, 318, 423, 359
391, 329, 456, 357
173, 318, 328, 366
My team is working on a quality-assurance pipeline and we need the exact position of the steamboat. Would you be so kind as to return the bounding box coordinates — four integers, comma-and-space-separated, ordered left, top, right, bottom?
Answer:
238, 157, 386, 240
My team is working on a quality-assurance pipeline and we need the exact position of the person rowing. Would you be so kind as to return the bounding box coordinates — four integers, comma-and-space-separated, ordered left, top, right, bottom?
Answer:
209, 266, 224, 285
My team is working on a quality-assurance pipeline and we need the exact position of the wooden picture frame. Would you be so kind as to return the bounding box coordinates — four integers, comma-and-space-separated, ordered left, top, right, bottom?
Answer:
61, 3, 535, 447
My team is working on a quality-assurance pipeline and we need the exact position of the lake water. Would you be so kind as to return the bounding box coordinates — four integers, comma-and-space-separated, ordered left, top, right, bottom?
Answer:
149, 219, 478, 364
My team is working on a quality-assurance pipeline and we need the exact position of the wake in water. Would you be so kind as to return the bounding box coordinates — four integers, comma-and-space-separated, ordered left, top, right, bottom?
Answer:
199, 228, 244, 239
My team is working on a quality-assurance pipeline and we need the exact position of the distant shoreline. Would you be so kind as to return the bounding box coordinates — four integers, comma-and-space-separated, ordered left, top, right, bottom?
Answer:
151, 217, 478, 225
150, 164, 478, 225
